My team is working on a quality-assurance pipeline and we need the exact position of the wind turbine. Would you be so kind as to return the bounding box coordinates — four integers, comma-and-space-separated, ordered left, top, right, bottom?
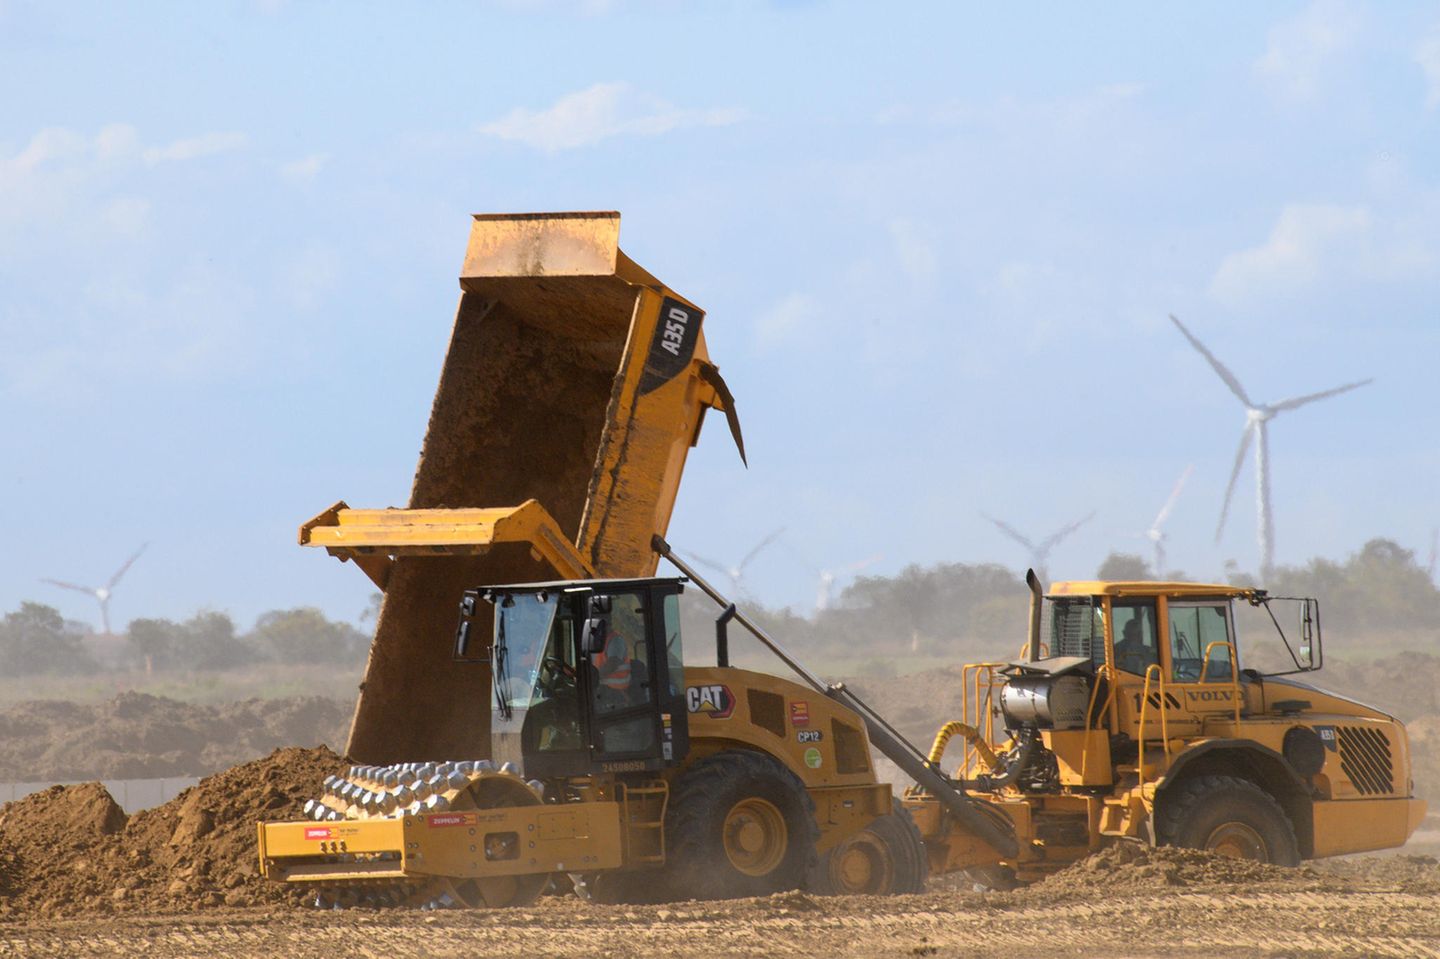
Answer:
1144, 465, 1194, 578
1169, 314, 1372, 578
814, 554, 882, 613
683, 529, 785, 599
982, 513, 1095, 582
42, 543, 149, 635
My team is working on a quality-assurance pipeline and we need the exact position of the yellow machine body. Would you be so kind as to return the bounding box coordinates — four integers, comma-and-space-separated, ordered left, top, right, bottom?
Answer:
912, 580, 1426, 881
258, 668, 890, 892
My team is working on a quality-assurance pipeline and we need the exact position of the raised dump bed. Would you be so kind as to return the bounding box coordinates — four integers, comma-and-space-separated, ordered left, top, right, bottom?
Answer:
309, 212, 742, 763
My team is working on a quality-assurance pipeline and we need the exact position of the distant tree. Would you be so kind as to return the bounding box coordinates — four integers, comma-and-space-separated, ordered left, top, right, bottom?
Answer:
184, 610, 250, 670
0, 602, 97, 675
126, 617, 181, 673
249, 607, 368, 664
1097, 553, 1153, 581
124, 611, 249, 672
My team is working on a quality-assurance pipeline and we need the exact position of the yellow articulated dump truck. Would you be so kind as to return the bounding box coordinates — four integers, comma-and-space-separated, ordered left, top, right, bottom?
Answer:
258, 546, 1423, 907
912, 571, 1425, 883
305, 211, 745, 764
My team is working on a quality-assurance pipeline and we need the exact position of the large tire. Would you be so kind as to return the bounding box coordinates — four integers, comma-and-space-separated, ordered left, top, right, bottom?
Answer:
810, 799, 928, 895
1157, 774, 1300, 866
662, 750, 819, 901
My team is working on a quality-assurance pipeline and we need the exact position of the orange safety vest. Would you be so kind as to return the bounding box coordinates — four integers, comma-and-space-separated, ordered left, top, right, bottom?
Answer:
595, 633, 632, 692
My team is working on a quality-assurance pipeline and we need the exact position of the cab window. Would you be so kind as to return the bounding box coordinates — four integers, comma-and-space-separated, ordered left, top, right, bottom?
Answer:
590, 592, 656, 755
1168, 602, 1234, 682
1111, 600, 1159, 675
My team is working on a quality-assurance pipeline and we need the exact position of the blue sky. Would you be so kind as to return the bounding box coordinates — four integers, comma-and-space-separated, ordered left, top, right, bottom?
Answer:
2, 1, 1438, 630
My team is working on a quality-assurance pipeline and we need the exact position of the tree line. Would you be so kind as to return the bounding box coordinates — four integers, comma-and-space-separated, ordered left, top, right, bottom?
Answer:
683, 537, 1440, 667
5, 536, 1435, 678
0, 604, 369, 677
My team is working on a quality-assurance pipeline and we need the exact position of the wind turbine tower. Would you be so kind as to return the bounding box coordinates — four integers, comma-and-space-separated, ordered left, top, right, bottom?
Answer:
1145, 465, 1194, 577
1169, 315, 1372, 578
814, 554, 882, 613
983, 513, 1095, 582
42, 543, 149, 636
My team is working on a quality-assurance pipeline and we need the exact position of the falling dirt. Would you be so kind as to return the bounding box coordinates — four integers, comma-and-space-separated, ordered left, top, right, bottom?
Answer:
0, 693, 349, 781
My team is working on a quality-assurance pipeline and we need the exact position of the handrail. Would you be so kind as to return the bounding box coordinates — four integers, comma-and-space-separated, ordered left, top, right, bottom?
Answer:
1200, 640, 1242, 726
1137, 664, 1172, 783
1079, 662, 1116, 781
960, 662, 1006, 778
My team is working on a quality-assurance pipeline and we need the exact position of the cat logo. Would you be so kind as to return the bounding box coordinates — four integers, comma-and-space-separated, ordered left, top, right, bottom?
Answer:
686, 684, 735, 719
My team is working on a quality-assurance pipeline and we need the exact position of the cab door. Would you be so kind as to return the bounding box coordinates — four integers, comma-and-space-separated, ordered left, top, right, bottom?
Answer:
579, 584, 690, 773
1160, 599, 1242, 728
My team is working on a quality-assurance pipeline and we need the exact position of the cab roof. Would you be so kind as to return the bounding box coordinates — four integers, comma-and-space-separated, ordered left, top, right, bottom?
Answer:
1049, 580, 1256, 599
475, 576, 687, 594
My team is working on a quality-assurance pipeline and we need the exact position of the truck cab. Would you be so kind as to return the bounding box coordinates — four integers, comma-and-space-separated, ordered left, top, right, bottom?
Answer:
455, 577, 692, 779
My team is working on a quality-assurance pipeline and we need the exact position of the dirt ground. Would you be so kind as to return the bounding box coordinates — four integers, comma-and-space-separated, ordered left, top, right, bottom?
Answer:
2, 750, 1439, 957
4, 857, 1439, 958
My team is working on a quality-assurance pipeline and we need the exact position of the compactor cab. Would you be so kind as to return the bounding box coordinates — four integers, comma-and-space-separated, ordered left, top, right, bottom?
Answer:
454, 578, 691, 779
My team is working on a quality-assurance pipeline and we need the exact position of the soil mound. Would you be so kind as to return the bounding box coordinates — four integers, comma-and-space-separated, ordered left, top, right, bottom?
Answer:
0, 746, 346, 918
0, 693, 350, 781
1036, 842, 1318, 896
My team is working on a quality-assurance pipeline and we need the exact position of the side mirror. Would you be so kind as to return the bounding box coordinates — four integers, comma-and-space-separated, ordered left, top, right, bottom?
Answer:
1298, 598, 1321, 669
454, 591, 483, 660
581, 616, 609, 656
589, 595, 613, 615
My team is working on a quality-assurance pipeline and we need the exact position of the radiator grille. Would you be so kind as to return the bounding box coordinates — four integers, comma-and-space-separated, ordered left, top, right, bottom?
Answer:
1336, 725, 1394, 796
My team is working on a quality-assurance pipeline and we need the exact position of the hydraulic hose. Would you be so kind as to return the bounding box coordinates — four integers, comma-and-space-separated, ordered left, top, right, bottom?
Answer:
928, 721, 1002, 775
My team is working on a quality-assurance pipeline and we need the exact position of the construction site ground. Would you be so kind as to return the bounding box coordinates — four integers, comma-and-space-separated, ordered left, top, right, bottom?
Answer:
4, 658, 1439, 959
7, 853, 1440, 958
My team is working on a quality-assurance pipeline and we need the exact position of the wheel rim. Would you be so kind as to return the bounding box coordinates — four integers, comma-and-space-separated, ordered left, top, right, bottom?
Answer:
722, 797, 788, 876
1204, 821, 1268, 861
830, 832, 894, 894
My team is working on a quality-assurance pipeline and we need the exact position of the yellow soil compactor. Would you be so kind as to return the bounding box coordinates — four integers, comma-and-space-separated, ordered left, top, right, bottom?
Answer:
258, 211, 1424, 906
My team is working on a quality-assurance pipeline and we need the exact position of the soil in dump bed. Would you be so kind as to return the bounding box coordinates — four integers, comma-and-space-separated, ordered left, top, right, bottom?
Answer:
0, 746, 346, 918
0, 693, 350, 781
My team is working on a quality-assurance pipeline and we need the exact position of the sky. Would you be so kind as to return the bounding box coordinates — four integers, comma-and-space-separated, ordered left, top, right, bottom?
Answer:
2, 1, 1438, 632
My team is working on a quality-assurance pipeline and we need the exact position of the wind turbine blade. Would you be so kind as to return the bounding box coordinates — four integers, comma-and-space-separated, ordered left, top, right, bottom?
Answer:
738, 528, 786, 571
106, 542, 150, 590
1215, 426, 1253, 543
1169, 314, 1254, 408
844, 553, 883, 574
1151, 465, 1195, 530
1268, 379, 1373, 415
681, 552, 731, 577
982, 514, 1035, 550
41, 578, 99, 596
1040, 512, 1095, 554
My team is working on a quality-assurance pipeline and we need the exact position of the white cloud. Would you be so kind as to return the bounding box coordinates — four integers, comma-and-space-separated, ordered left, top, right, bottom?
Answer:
888, 218, 937, 280
1418, 25, 1440, 110
100, 196, 151, 236
280, 153, 328, 182
0, 124, 248, 238
1254, 0, 1360, 102
1210, 203, 1371, 304
478, 82, 743, 151
142, 131, 248, 164
753, 293, 820, 351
